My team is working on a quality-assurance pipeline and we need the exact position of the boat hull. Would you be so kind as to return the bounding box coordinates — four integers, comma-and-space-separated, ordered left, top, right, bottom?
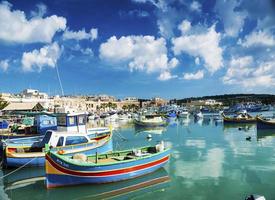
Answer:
256, 118, 275, 129
45, 148, 170, 188
4, 136, 113, 168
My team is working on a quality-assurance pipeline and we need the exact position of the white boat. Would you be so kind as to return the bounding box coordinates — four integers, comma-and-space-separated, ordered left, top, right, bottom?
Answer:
194, 112, 203, 119
178, 108, 189, 118
134, 114, 167, 127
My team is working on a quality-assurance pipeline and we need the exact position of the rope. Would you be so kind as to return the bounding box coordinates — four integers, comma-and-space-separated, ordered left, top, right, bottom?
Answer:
113, 130, 127, 141
0, 157, 37, 179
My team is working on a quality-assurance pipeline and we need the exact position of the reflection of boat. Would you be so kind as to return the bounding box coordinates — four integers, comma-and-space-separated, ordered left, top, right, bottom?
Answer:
134, 115, 167, 127
3, 168, 170, 200
256, 116, 275, 129
3, 129, 113, 167
257, 129, 275, 140
3, 167, 45, 185
135, 126, 166, 135
223, 123, 255, 130
222, 112, 257, 123
45, 142, 170, 188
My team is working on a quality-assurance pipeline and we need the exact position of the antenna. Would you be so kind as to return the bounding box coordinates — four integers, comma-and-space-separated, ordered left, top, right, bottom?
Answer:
55, 65, 64, 96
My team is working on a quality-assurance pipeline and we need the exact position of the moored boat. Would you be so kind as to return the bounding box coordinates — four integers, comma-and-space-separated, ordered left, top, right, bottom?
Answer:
222, 112, 257, 123
134, 114, 167, 127
45, 142, 170, 188
256, 116, 275, 129
3, 128, 112, 167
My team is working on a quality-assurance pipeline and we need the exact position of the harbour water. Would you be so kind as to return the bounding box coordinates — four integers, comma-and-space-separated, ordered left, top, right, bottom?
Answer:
1, 116, 275, 199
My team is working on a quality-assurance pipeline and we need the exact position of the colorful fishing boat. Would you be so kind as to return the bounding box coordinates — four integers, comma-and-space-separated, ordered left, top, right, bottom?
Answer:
134, 114, 167, 127
45, 141, 170, 188
222, 112, 257, 123
3, 128, 113, 167
0, 115, 57, 140
256, 116, 275, 129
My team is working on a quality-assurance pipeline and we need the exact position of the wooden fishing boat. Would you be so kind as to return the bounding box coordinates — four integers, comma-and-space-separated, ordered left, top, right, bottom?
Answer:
256, 116, 275, 129
45, 142, 170, 188
3, 128, 113, 167
134, 114, 167, 127
222, 112, 257, 123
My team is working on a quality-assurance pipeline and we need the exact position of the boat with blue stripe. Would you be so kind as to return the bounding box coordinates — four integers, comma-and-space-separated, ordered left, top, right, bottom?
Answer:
45, 141, 170, 188
3, 127, 113, 167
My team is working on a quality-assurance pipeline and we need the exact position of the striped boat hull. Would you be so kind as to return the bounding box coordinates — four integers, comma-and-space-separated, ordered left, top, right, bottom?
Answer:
45, 148, 170, 188
5, 136, 113, 168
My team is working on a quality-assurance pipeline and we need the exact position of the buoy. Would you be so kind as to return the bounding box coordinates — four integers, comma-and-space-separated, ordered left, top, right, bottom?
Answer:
147, 134, 152, 139
245, 194, 266, 200
246, 136, 252, 141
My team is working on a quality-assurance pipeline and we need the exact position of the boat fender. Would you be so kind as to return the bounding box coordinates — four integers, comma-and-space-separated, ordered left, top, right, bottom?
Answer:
57, 149, 65, 154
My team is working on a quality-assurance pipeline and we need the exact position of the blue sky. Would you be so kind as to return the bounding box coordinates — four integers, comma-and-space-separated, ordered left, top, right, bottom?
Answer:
0, 0, 275, 99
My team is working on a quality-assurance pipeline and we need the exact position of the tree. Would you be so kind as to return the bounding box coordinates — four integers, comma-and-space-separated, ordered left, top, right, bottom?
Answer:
0, 97, 9, 110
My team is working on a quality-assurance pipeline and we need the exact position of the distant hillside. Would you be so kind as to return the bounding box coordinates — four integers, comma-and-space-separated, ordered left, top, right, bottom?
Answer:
175, 94, 275, 106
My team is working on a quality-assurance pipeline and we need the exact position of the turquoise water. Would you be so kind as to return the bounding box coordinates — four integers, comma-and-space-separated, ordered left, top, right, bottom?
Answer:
1, 117, 275, 200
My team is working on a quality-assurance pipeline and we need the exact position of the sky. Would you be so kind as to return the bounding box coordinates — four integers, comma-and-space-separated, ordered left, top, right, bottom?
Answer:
0, 0, 275, 99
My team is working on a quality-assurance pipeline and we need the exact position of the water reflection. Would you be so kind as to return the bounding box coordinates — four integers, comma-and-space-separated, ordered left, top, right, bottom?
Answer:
257, 129, 275, 140
134, 126, 167, 135
3, 168, 170, 200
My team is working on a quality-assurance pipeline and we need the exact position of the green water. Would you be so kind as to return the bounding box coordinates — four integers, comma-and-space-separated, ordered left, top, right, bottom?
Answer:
1, 117, 275, 200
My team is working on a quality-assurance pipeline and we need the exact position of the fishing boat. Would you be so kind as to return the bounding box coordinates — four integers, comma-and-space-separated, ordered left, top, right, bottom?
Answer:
3, 128, 112, 167
134, 114, 167, 127
177, 108, 189, 118
256, 116, 275, 129
222, 111, 257, 123
45, 141, 170, 188
0, 119, 9, 130
0, 115, 57, 140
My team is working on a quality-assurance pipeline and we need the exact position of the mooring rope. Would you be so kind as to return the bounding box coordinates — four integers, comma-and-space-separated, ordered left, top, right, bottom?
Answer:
0, 157, 37, 179
113, 130, 127, 141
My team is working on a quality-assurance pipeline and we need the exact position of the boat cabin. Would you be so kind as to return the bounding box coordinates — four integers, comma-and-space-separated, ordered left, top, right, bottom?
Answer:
55, 112, 87, 133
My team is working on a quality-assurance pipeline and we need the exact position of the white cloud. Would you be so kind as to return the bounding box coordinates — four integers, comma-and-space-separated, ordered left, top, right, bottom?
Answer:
240, 30, 275, 47
174, 148, 224, 179
178, 20, 191, 34
63, 28, 98, 41
99, 35, 178, 79
183, 70, 204, 80
0, 59, 9, 71
30, 3, 47, 17
195, 57, 200, 65
0, 1, 66, 43
21, 42, 62, 72
190, 1, 201, 12
215, 0, 247, 37
172, 21, 223, 73
158, 71, 177, 81
223, 56, 275, 88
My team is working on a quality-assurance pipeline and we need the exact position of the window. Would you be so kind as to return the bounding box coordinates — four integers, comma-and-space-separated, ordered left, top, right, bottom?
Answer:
57, 116, 66, 126
57, 137, 64, 147
68, 117, 75, 126
78, 115, 86, 125
65, 136, 88, 145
